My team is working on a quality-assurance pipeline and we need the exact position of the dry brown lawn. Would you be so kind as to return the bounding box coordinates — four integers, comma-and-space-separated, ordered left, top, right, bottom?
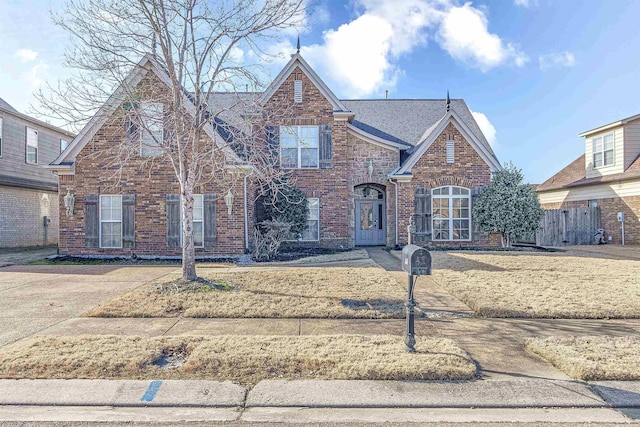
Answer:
85, 267, 404, 318
525, 336, 640, 381
0, 335, 476, 385
431, 250, 640, 318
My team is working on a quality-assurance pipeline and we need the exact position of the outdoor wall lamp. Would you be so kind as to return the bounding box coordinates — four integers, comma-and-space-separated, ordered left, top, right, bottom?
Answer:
224, 189, 234, 216
64, 189, 75, 217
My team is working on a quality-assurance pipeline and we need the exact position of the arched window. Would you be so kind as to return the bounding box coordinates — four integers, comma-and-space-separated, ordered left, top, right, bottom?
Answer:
432, 186, 471, 241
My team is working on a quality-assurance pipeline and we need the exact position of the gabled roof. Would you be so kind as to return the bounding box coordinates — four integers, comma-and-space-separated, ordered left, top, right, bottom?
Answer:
396, 109, 501, 174
341, 99, 495, 157
0, 97, 74, 138
51, 54, 244, 169
258, 53, 350, 113
579, 113, 640, 137
0, 97, 18, 113
537, 153, 640, 192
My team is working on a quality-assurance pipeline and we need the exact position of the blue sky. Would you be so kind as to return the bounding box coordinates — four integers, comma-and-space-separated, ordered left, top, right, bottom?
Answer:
1, 0, 640, 184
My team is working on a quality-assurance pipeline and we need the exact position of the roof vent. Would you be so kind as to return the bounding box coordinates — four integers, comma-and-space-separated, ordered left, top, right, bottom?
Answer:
294, 80, 302, 103
446, 140, 454, 163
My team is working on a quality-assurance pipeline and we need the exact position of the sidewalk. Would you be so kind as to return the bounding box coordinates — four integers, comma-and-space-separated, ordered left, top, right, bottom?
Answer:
0, 378, 638, 423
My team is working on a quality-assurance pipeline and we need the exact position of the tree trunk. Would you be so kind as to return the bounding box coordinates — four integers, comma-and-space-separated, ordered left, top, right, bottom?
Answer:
181, 190, 197, 281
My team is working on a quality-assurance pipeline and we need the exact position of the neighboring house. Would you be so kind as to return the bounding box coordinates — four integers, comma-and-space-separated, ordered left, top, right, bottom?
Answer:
0, 98, 75, 248
537, 113, 640, 245
48, 52, 501, 257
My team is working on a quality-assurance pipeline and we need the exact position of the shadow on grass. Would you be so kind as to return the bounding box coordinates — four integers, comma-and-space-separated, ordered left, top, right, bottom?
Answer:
341, 298, 404, 315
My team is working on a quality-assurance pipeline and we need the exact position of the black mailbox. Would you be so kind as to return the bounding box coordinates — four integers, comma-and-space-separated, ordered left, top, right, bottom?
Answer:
402, 244, 431, 276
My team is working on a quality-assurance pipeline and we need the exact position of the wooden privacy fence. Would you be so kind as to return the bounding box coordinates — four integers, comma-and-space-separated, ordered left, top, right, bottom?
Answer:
533, 207, 601, 246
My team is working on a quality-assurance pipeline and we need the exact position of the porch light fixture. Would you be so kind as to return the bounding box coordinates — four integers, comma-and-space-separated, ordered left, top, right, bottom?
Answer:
224, 189, 234, 216
64, 189, 75, 217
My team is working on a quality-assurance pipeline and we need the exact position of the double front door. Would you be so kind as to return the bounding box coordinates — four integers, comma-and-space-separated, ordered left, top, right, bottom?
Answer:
355, 199, 385, 245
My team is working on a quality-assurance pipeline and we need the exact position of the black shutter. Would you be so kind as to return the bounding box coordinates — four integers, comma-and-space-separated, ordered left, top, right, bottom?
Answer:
319, 124, 333, 168
204, 194, 217, 247
266, 126, 279, 167
122, 194, 135, 249
471, 186, 484, 242
414, 187, 432, 244
166, 194, 181, 248
85, 195, 99, 248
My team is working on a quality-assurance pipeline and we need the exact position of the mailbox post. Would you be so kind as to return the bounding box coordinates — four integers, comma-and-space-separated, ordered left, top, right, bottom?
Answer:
401, 244, 432, 352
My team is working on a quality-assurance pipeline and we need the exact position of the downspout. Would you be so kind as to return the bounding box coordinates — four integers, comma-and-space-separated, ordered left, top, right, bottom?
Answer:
243, 171, 251, 253
390, 178, 399, 247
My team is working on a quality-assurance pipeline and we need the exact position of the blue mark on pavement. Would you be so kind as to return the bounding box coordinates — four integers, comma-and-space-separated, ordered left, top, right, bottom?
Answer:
141, 380, 163, 402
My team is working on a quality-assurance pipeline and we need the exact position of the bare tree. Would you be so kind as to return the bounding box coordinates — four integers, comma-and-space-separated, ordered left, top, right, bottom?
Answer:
36, 0, 307, 280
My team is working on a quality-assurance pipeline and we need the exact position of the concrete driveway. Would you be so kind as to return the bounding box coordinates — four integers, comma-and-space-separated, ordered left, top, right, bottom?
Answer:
0, 264, 176, 347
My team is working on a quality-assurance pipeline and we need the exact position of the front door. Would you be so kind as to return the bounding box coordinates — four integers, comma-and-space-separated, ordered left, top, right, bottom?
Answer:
355, 199, 385, 245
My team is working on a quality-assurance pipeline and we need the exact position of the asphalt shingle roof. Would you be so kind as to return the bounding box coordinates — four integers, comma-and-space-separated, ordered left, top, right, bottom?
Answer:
0, 97, 18, 113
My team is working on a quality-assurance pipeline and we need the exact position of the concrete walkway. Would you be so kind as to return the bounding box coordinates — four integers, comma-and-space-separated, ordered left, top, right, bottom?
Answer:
0, 246, 57, 267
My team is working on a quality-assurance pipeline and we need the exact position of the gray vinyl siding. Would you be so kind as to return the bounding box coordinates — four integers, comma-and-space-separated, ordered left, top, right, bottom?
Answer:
623, 118, 640, 170
0, 111, 69, 186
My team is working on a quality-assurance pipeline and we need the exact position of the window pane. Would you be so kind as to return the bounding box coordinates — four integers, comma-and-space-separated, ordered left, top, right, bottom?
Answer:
308, 199, 319, 220
603, 134, 614, 150
593, 152, 603, 167
300, 148, 318, 168
193, 221, 203, 247
26, 146, 37, 164
593, 137, 602, 153
604, 150, 614, 166
452, 187, 461, 195
193, 195, 203, 221
280, 128, 298, 148
459, 188, 469, 195
360, 203, 373, 230
302, 220, 319, 240
281, 148, 297, 168
460, 198, 469, 208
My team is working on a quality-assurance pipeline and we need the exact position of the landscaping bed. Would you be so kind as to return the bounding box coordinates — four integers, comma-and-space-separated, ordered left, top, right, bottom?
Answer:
0, 335, 476, 385
85, 267, 405, 319
431, 250, 640, 318
525, 336, 640, 381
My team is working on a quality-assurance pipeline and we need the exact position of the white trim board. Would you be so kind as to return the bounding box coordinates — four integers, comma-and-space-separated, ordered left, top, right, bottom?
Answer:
398, 110, 501, 174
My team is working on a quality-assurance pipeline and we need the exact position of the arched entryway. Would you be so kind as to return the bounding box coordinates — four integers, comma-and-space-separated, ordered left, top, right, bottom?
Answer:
354, 184, 386, 246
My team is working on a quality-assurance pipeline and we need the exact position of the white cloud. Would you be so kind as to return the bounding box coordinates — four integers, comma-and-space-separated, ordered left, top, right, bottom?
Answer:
29, 61, 50, 88
471, 110, 497, 147
539, 51, 576, 70
437, 3, 528, 71
15, 49, 38, 63
259, 0, 526, 97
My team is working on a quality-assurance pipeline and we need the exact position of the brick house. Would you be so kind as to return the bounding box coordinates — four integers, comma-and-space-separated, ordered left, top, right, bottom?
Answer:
0, 98, 75, 248
48, 53, 501, 257
537, 113, 640, 245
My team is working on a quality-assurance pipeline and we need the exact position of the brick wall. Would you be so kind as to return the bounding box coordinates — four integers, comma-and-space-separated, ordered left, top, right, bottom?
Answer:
397, 122, 499, 248
263, 66, 352, 248
541, 195, 640, 245
58, 72, 246, 256
0, 185, 58, 247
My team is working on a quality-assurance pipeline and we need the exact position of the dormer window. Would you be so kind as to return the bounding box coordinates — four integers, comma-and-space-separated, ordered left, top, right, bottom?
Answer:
593, 132, 614, 168
294, 80, 303, 103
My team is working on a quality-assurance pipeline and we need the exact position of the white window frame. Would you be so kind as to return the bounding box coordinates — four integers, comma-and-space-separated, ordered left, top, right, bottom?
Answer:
279, 125, 319, 169
299, 197, 320, 241
60, 139, 69, 153
592, 132, 614, 168
140, 103, 164, 157
26, 127, 38, 164
99, 195, 123, 248
0, 117, 3, 157
179, 194, 204, 248
432, 186, 471, 242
